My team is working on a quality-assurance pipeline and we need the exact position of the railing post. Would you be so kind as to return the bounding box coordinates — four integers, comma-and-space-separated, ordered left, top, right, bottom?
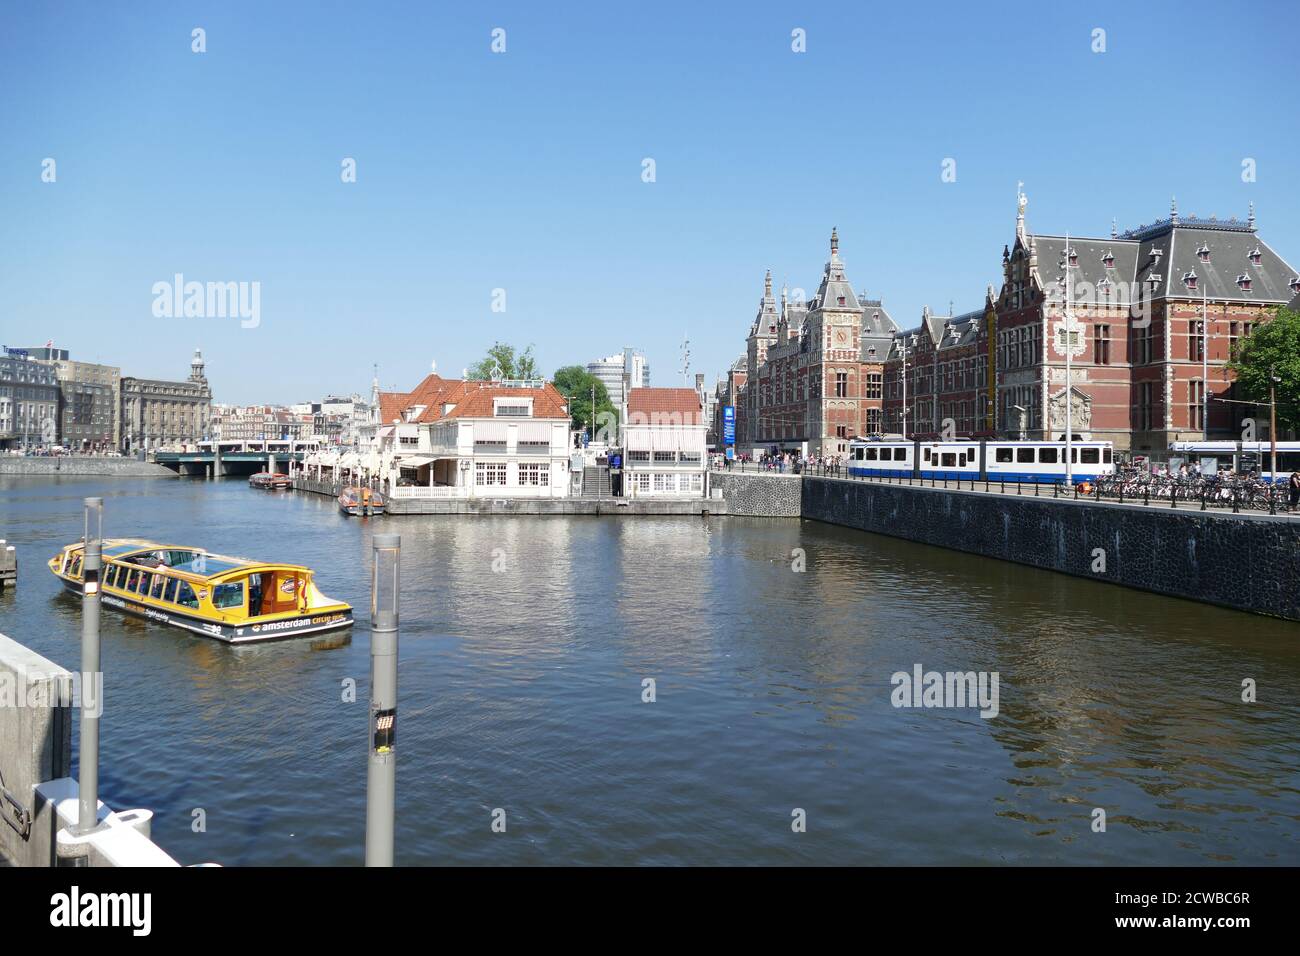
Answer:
366, 533, 401, 866
77, 497, 104, 834
1171, 486, 1177, 509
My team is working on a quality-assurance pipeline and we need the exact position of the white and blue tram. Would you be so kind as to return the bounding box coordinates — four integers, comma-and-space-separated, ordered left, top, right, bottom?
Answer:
1168, 441, 1300, 484
848, 438, 1115, 484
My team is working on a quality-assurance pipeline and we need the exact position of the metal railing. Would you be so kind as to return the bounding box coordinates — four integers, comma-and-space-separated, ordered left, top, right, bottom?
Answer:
707, 462, 1299, 517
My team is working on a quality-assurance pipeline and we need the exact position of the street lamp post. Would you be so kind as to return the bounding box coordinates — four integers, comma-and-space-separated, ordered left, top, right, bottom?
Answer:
1060, 235, 1075, 485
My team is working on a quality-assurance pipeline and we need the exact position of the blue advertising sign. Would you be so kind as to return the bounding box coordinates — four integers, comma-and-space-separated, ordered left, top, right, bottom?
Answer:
723, 406, 735, 445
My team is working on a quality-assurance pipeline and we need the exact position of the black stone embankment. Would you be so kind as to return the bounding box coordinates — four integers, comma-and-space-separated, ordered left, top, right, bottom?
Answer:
711, 471, 802, 517
0, 456, 174, 477
801, 476, 1300, 621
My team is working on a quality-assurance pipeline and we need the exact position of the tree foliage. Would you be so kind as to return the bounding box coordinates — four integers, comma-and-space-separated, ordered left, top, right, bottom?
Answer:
552, 365, 618, 439
468, 342, 539, 381
1226, 306, 1300, 429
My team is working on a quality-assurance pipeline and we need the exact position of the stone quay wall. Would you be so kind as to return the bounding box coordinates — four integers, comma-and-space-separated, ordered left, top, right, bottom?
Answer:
0, 457, 174, 478
800, 475, 1300, 621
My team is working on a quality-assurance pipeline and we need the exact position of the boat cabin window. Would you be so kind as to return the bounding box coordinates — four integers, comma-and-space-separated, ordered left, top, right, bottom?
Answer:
1039, 448, 1058, 464
150, 574, 166, 600
70, 555, 83, 578
995, 448, 1012, 463
1016, 448, 1034, 463
164, 578, 179, 603
175, 582, 200, 609
213, 582, 245, 611
136, 572, 152, 595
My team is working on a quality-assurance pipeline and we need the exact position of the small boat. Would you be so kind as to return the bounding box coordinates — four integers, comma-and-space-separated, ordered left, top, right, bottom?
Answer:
250, 472, 291, 490
48, 539, 353, 643
339, 486, 385, 516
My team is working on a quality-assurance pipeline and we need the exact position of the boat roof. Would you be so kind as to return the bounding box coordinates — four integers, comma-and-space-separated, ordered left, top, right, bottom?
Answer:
69, 539, 311, 580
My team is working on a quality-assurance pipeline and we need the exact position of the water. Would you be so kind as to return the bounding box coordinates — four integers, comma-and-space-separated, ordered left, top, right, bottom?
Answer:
1, 475, 1298, 865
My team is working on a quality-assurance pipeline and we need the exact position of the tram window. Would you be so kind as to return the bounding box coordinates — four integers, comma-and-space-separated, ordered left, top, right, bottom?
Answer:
164, 578, 179, 603
880, 448, 892, 461
942, 453, 957, 467
150, 575, 166, 600
1039, 448, 1058, 463
958, 453, 967, 466
1016, 448, 1034, 463
176, 582, 200, 609
995, 448, 1012, 463
865, 448, 878, 461
923, 449, 931, 462
213, 582, 244, 610
1081, 448, 1099, 464
1103, 449, 1112, 464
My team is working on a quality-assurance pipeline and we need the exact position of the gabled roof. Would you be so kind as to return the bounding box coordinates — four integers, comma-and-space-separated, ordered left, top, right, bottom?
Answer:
378, 391, 411, 423
435, 382, 570, 421
626, 387, 704, 426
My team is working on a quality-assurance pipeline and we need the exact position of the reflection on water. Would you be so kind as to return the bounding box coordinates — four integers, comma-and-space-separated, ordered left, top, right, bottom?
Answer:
1, 476, 1297, 865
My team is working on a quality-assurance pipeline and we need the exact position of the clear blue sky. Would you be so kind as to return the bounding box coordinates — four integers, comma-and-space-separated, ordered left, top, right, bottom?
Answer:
2, 1, 1296, 404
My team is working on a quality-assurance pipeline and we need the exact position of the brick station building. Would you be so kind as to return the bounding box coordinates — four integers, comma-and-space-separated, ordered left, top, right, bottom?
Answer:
878, 196, 1299, 453
736, 230, 898, 458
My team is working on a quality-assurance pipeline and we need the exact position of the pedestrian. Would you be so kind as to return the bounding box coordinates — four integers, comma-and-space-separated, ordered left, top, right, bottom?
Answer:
1289, 471, 1300, 511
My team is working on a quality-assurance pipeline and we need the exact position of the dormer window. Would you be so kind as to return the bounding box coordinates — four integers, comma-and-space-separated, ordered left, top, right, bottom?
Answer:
1196, 243, 1210, 262
1182, 270, 1198, 291
1236, 274, 1252, 292
1289, 277, 1300, 295
1148, 273, 1163, 287
837, 296, 846, 306
1149, 247, 1164, 260
1067, 247, 1078, 266
1097, 277, 1112, 291
1247, 247, 1263, 266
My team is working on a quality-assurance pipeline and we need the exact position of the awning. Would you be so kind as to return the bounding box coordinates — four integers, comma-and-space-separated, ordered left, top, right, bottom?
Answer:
397, 456, 434, 468
626, 427, 652, 452
517, 421, 552, 442
473, 420, 509, 443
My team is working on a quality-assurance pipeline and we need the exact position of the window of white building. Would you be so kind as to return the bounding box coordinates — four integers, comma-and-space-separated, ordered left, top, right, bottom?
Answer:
475, 462, 507, 485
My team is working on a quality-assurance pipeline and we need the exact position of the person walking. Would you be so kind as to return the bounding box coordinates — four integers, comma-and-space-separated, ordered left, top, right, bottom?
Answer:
1288, 470, 1300, 511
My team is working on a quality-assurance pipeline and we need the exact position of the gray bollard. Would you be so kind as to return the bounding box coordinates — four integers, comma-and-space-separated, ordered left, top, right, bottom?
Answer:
365, 533, 401, 866
78, 498, 104, 834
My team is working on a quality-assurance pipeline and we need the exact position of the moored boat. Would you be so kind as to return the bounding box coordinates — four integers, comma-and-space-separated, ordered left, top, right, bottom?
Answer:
338, 486, 384, 516
250, 472, 292, 490
48, 539, 353, 643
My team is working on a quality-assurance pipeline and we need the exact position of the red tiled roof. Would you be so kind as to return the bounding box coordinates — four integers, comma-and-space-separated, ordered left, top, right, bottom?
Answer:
438, 381, 570, 421
378, 391, 411, 423
626, 387, 703, 426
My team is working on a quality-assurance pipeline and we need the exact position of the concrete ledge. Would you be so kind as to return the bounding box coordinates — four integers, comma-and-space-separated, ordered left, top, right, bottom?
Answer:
0, 631, 72, 866
41, 778, 179, 867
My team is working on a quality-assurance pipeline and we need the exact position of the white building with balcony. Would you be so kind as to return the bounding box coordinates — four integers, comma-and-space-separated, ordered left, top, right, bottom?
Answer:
377, 376, 574, 498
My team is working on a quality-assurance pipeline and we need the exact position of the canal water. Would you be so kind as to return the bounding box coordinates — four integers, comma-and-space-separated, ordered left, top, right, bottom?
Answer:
1, 475, 1297, 865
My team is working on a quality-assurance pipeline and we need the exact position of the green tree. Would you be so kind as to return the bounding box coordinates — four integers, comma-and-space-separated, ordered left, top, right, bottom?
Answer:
468, 342, 539, 381
552, 365, 618, 439
1226, 306, 1300, 430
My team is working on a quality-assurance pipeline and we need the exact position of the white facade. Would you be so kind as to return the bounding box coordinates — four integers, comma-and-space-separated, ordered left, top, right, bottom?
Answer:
387, 400, 572, 498
622, 420, 708, 497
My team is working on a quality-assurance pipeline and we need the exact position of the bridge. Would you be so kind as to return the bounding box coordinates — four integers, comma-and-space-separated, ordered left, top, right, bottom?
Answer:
154, 439, 323, 477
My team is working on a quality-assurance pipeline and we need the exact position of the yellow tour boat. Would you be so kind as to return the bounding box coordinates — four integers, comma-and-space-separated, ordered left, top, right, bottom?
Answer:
48, 538, 353, 643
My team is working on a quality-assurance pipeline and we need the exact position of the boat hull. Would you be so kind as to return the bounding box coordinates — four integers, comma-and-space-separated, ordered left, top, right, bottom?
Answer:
57, 576, 353, 644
